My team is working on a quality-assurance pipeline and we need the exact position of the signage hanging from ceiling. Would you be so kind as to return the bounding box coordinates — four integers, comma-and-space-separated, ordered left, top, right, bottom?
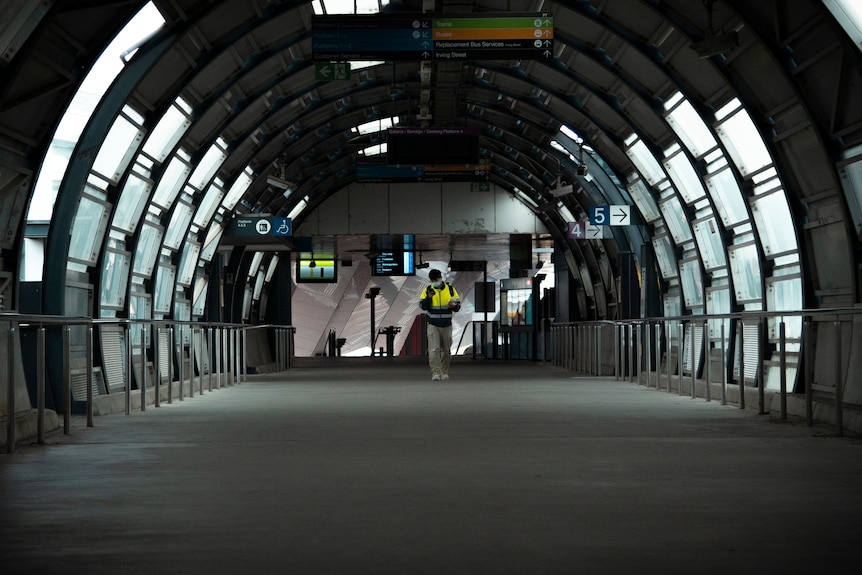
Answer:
312, 13, 554, 62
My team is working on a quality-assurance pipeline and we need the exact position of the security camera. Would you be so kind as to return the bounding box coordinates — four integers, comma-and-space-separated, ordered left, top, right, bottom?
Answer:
576, 164, 588, 177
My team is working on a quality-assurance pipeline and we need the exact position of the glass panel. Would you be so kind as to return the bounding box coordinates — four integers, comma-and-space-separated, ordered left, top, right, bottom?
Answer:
174, 298, 191, 322
142, 100, 190, 162
716, 109, 772, 176
100, 249, 130, 308
665, 98, 718, 158
627, 179, 661, 223
728, 243, 762, 302
664, 151, 706, 203
249, 252, 264, 277
129, 291, 151, 320
132, 222, 163, 275
163, 202, 194, 250
68, 195, 109, 265
705, 166, 749, 226
766, 276, 803, 340
751, 191, 799, 255
242, 285, 253, 320
222, 169, 253, 210
193, 183, 224, 227
200, 223, 223, 262
92, 114, 143, 183
265, 255, 280, 282
188, 141, 226, 190
192, 272, 208, 316
625, 139, 665, 185
253, 269, 266, 300
652, 235, 678, 279
112, 171, 152, 233
659, 196, 692, 243
692, 217, 727, 270
153, 264, 176, 313
679, 259, 704, 307
706, 287, 731, 340
151, 156, 190, 210
838, 156, 862, 235
177, 241, 201, 287
823, 0, 862, 55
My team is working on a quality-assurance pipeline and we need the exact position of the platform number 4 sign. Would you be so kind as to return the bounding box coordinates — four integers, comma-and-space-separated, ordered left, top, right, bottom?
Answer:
567, 221, 586, 239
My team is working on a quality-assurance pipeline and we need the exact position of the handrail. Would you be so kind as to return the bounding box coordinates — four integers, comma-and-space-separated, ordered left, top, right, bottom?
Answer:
3, 314, 296, 453
550, 306, 862, 436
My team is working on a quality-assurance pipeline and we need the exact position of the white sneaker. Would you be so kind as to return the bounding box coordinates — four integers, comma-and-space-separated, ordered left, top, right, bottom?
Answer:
432, 374, 441, 381
441, 373, 449, 380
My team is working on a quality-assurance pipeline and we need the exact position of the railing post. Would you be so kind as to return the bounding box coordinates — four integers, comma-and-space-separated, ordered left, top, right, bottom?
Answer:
666, 322, 672, 393
804, 318, 812, 426
63, 325, 71, 434
177, 325, 185, 401
167, 326, 174, 404
139, 324, 147, 412
37, 326, 46, 444
86, 325, 94, 426
628, 324, 635, 383
834, 319, 844, 437
758, 317, 767, 415
6, 323, 16, 452
189, 327, 196, 398
125, 323, 132, 415
739, 321, 746, 410
703, 319, 711, 402
154, 326, 161, 408
208, 328, 214, 392
677, 323, 683, 396
779, 320, 787, 420
645, 322, 652, 387
691, 322, 697, 399
199, 328, 205, 395
721, 321, 728, 405
242, 328, 248, 383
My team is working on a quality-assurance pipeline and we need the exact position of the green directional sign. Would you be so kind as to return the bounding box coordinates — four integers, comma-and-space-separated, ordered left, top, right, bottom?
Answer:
315, 62, 351, 81
470, 182, 491, 192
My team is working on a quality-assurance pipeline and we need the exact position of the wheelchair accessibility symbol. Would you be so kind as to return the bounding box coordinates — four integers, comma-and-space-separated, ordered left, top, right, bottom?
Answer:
273, 217, 292, 237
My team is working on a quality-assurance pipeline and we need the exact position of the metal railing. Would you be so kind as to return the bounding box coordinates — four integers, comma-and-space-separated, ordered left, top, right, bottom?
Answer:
2, 314, 295, 453
552, 307, 862, 436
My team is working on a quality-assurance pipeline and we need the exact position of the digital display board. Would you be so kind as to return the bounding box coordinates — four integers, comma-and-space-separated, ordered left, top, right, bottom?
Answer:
372, 251, 415, 276
387, 127, 480, 165
296, 258, 337, 283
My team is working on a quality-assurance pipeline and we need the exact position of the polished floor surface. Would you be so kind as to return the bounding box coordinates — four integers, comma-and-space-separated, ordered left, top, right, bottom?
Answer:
2, 357, 861, 574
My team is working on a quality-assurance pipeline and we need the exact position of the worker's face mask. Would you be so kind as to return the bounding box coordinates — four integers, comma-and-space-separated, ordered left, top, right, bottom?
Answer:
432, 281, 443, 289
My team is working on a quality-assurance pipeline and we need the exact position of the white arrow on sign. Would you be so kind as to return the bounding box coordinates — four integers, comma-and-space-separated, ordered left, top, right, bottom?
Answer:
609, 205, 631, 226
586, 225, 604, 239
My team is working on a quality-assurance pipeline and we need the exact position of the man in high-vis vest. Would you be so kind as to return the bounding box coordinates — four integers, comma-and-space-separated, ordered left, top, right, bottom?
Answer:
419, 269, 461, 380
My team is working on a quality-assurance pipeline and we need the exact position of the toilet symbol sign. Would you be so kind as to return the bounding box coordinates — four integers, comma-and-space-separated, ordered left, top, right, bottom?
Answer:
227, 216, 292, 237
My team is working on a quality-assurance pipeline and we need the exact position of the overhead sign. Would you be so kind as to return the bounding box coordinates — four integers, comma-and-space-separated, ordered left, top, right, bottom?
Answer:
433, 14, 554, 61
312, 13, 552, 61
312, 15, 433, 61
449, 260, 486, 272
315, 62, 351, 81
589, 205, 631, 226
568, 221, 609, 240
356, 163, 490, 183
228, 217, 292, 237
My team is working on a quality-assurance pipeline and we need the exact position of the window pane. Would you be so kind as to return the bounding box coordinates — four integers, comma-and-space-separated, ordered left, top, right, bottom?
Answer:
679, 259, 704, 307
751, 191, 798, 255
664, 152, 706, 203
706, 286, 731, 340
666, 98, 718, 158
659, 196, 692, 243
652, 235, 678, 279
223, 169, 253, 210
193, 183, 224, 227
729, 243, 762, 301
766, 276, 803, 340
151, 156, 190, 210
627, 179, 661, 223
100, 249, 130, 308
838, 156, 862, 236
68, 195, 109, 265
163, 202, 193, 250
142, 101, 190, 162
188, 141, 226, 190
154, 264, 176, 313
92, 114, 143, 183
626, 139, 665, 185
177, 241, 201, 287
692, 217, 727, 270
716, 109, 772, 176
192, 272, 208, 316
133, 222, 163, 275
705, 167, 748, 226
112, 171, 152, 233
200, 223, 223, 262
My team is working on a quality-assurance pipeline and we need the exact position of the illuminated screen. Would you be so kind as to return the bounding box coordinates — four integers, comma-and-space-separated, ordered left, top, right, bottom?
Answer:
372, 251, 415, 276
296, 258, 337, 283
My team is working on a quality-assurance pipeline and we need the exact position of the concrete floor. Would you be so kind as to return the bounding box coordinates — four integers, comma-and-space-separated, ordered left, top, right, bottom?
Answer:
2, 357, 861, 574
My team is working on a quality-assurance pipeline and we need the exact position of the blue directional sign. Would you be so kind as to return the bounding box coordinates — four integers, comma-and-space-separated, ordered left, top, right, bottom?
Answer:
589, 204, 631, 226
589, 205, 609, 226
272, 218, 292, 237
312, 15, 433, 61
